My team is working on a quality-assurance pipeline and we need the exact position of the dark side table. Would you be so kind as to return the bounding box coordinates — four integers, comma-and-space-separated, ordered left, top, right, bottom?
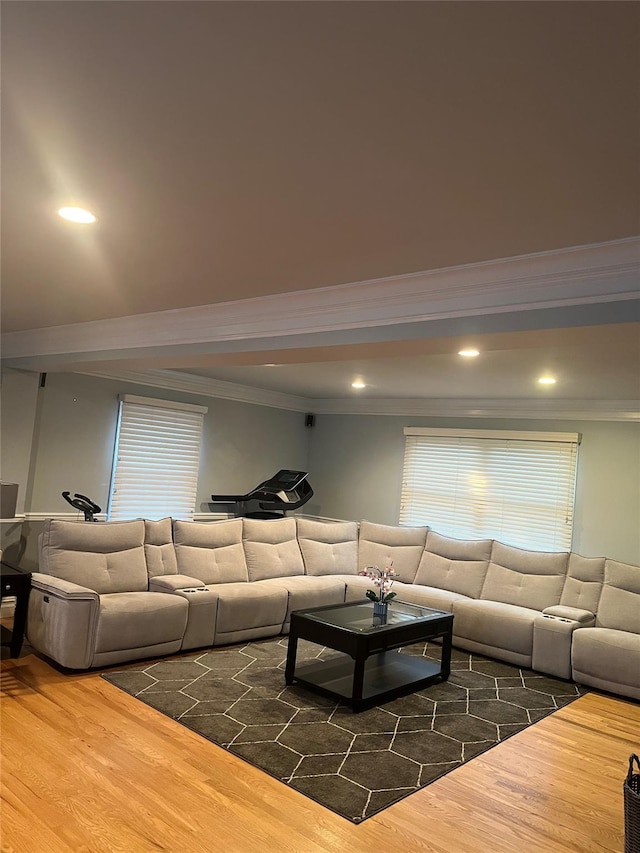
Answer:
1, 562, 32, 657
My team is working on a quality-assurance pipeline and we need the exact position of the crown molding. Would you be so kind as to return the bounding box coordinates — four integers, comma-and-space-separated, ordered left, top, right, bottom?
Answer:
76, 368, 311, 412
73, 367, 638, 421
3, 237, 638, 365
310, 398, 640, 421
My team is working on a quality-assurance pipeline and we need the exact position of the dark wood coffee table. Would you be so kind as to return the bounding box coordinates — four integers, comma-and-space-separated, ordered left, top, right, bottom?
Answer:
285, 600, 453, 711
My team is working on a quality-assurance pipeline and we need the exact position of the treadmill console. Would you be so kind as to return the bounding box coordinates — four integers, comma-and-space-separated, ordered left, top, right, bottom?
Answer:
210, 470, 313, 518
259, 470, 308, 490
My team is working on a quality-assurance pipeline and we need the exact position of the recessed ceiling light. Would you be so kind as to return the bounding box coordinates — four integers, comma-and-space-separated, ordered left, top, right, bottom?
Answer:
57, 206, 97, 224
458, 348, 480, 358
538, 376, 557, 385
351, 380, 366, 389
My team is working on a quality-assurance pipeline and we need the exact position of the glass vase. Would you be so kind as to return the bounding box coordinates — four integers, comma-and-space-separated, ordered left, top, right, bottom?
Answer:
373, 601, 388, 619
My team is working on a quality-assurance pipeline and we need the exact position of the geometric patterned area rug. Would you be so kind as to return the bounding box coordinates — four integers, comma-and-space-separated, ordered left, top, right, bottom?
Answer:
102, 637, 587, 823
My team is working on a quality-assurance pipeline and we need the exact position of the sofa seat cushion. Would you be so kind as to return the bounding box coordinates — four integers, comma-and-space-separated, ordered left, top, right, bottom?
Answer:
342, 577, 463, 613
257, 576, 347, 629
344, 576, 458, 606
209, 582, 288, 638
342, 575, 411, 603
95, 592, 188, 653
452, 599, 541, 656
392, 583, 470, 613
571, 627, 640, 699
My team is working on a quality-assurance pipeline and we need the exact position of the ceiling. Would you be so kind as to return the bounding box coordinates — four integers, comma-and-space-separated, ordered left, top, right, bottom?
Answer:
167, 323, 640, 401
1, 2, 639, 413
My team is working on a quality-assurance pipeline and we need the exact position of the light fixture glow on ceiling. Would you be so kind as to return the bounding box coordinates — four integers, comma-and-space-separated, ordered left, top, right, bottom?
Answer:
351, 380, 366, 389
538, 376, 557, 385
57, 206, 97, 224
458, 348, 480, 358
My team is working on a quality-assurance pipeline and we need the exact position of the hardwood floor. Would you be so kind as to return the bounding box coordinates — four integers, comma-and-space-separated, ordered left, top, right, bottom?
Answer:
1, 649, 638, 853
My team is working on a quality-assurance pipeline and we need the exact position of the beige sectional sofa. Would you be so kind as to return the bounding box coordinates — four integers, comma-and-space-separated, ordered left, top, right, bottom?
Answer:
26, 516, 640, 701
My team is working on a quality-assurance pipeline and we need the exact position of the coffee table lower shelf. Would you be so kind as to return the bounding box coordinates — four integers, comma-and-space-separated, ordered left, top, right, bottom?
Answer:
290, 650, 444, 710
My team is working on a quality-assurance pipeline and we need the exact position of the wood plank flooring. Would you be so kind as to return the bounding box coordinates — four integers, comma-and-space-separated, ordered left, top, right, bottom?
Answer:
1, 650, 639, 853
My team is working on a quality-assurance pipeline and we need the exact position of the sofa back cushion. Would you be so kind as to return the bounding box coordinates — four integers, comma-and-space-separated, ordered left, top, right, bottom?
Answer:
596, 560, 640, 633
358, 521, 428, 585
40, 518, 148, 594
296, 518, 358, 576
480, 541, 568, 610
243, 517, 305, 582
144, 517, 178, 578
414, 531, 492, 598
559, 553, 605, 613
173, 519, 248, 584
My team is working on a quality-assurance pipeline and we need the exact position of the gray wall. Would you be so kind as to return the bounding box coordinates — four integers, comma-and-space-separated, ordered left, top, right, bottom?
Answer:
1, 369, 311, 568
1, 368, 40, 515
3, 367, 639, 567
26, 373, 311, 515
307, 413, 640, 565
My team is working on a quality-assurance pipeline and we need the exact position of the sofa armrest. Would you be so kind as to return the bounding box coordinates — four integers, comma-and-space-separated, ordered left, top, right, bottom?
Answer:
148, 574, 205, 593
28, 574, 100, 669
542, 605, 595, 626
31, 572, 99, 601
533, 610, 591, 680
147, 575, 218, 650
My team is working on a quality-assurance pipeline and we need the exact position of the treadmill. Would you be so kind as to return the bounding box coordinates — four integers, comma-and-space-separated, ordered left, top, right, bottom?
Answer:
210, 470, 313, 519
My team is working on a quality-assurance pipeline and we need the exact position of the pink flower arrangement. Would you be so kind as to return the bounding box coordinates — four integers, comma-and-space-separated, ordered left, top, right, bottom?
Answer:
359, 563, 399, 604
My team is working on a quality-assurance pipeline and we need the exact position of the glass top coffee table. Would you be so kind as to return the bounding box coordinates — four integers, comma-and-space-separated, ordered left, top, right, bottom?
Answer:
285, 600, 453, 712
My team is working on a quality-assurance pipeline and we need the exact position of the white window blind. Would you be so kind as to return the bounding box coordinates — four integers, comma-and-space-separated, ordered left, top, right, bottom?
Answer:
109, 395, 207, 521
400, 428, 580, 552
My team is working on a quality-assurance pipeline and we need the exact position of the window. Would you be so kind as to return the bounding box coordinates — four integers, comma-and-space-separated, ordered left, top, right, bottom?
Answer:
109, 395, 207, 520
400, 428, 580, 551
